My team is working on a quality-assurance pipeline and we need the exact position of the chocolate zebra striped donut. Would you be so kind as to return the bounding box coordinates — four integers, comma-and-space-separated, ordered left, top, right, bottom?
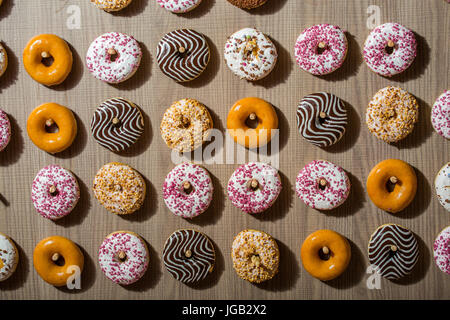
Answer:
163, 229, 215, 283
296, 92, 347, 147
156, 29, 210, 82
368, 224, 419, 280
91, 98, 144, 152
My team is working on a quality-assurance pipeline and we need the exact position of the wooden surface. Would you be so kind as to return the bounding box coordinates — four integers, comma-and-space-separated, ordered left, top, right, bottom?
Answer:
0, 0, 449, 300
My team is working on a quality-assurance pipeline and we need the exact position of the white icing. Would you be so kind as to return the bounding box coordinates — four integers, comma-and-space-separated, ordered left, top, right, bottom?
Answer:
0, 233, 18, 281
435, 163, 450, 212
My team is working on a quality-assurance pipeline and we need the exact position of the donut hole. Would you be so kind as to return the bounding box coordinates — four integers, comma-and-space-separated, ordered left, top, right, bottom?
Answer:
45, 121, 59, 133
318, 114, 328, 125
182, 182, 194, 195
41, 55, 54, 67
385, 45, 395, 55
318, 248, 331, 261
108, 50, 119, 62
316, 43, 328, 55
385, 180, 398, 193
52, 255, 65, 267
245, 115, 259, 129
317, 178, 328, 191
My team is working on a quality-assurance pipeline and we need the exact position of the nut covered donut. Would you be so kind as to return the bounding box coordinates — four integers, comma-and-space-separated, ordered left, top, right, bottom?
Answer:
227, 162, 282, 214
163, 162, 213, 219
91, 97, 144, 152
434, 226, 450, 275
27, 103, 78, 154
231, 229, 279, 283
33, 236, 84, 287
157, 29, 210, 82
296, 160, 350, 210
301, 229, 351, 281
431, 90, 449, 140
296, 92, 347, 147
93, 162, 146, 215
91, 0, 133, 11
435, 162, 450, 212
294, 24, 348, 76
156, 0, 203, 13
163, 229, 215, 283
227, 97, 278, 149
366, 86, 419, 143
363, 23, 417, 77
368, 224, 419, 280
0, 109, 11, 151
86, 32, 142, 84
31, 165, 80, 220
160, 98, 213, 153
367, 159, 417, 213
23, 34, 73, 86
224, 28, 277, 81
0, 43, 8, 77
98, 231, 149, 285
0, 232, 19, 282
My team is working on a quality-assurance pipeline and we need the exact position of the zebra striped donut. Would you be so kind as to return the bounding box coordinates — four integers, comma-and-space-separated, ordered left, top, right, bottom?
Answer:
157, 29, 210, 82
296, 92, 347, 147
163, 229, 215, 283
91, 98, 144, 152
368, 224, 419, 280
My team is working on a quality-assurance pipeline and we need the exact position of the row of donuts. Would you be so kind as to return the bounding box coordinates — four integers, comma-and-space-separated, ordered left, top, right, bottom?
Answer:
1, 223, 450, 287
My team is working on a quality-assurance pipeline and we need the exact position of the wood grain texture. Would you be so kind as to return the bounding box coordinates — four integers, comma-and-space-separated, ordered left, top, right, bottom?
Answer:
0, 0, 448, 300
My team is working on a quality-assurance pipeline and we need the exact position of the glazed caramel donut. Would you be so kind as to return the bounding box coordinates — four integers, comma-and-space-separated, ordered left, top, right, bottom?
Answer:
23, 34, 73, 86
301, 229, 351, 281
27, 103, 77, 154
33, 236, 84, 287
367, 159, 417, 213
227, 97, 278, 149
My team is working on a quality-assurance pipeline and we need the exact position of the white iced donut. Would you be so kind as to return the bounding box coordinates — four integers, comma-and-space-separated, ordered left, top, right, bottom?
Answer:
0, 232, 19, 282
435, 162, 450, 212
227, 162, 282, 214
434, 226, 450, 275
31, 165, 80, 220
296, 160, 350, 210
0, 109, 11, 151
163, 162, 213, 219
156, 0, 202, 13
363, 22, 417, 77
86, 32, 142, 84
98, 231, 149, 285
431, 90, 449, 140
224, 28, 277, 81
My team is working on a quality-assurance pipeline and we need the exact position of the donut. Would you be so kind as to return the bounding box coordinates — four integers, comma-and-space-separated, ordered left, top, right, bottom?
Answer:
227, 97, 278, 149
91, 97, 144, 152
163, 162, 213, 219
294, 24, 348, 76
0, 109, 11, 151
156, 29, 210, 82
27, 103, 78, 154
31, 165, 80, 220
91, 0, 132, 11
228, 162, 281, 214
156, 0, 203, 13
301, 229, 351, 281
363, 23, 417, 77
0, 232, 19, 282
367, 159, 417, 213
86, 32, 142, 84
434, 226, 450, 275
33, 236, 84, 287
227, 0, 267, 9
160, 98, 213, 153
23, 34, 73, 86
163, 229, 215, 283
368, 224, 419, 280
93, 162, 146, 215
224, 28, 277, 81
231, 229, 279, 283
0, 43, 8, 77
431, 90, 449, 139
366, 86, 419, 143
296, 160, 350, 210
98, 231, 149, 285
435, 162, 450, 212
296, 92, 347, 147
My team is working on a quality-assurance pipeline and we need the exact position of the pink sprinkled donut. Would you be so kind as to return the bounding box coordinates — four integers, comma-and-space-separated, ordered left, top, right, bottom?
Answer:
296, 160, 350, 210
156, 0, 202, 13
163, 162, 213, 219
434, 226, 450, 275
294, 24, 348, 76
31, 165, 80, 220
98, 231, 149, 285
86, 32, 142, 84
227, 162, 282, 214
0, 109, 11, 151
363, 22, 417, 77
431, 90, 449, 140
